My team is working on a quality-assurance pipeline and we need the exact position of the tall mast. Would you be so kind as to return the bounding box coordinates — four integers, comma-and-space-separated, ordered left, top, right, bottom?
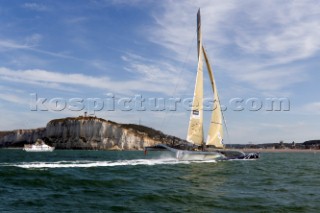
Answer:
186, 9, 204, 146
197, 9, 201, 58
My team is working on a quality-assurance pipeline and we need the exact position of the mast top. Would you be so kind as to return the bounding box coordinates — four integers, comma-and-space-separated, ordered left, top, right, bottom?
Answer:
197, 8, 201, 27
197, 8, 201, 58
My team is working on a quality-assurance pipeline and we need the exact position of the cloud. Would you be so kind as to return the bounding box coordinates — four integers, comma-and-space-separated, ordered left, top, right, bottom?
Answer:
236, 67, 307, 91
150, 0, 236, 61
22, 3, 48, 11
111, 0, 145, 6
0, 37, 81, 61
25, 34, 43, 47
65, 17, 88, 24
234, 10, 320, 65
0, 39, 31, 51
121, 52, 192, 95
0, 64, 190, 96
303, 102, 320, 114
0, 67, 112, 90
149, 0, 320, 94
8, 54, 48, 67
0, 93, 27, 105
90, 60, 110, 72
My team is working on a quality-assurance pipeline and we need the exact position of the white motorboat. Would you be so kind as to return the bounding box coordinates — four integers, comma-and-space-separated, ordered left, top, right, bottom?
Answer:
23, 139, 55, 152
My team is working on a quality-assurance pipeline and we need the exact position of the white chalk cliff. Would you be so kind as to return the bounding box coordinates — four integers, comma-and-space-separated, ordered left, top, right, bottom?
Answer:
0, 116, 181, 150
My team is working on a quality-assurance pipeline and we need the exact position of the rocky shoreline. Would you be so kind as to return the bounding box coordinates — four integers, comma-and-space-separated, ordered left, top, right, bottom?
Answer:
1, 116, 319, 151
0, 116, 184, 150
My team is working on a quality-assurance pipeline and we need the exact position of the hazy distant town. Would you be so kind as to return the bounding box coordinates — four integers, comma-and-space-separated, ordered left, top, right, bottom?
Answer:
227, 140, 320, 150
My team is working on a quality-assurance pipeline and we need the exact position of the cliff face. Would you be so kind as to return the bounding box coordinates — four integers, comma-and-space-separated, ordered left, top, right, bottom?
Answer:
0, 117, 181, 150
45, 117, 162, 150
0, 128, 46, 147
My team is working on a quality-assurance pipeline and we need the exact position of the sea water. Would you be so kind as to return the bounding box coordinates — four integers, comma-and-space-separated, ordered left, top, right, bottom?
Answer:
0, 149, 319, 212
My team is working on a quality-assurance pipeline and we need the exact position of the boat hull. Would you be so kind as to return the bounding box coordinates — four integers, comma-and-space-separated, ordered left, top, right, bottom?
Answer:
145, 144, 259, 160
175, 150, 225, 161
23, 147, 55, 152
145, 144, 225, 161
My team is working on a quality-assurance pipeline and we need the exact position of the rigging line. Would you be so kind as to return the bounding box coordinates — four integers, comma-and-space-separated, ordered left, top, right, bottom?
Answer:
221, 100, 231, 144
159, 31, 197, 131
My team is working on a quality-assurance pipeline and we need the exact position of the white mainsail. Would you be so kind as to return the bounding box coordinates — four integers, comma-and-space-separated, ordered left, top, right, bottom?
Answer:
203, 47, 224, 148
187, 9, 224, 148
187, 9, 203, 146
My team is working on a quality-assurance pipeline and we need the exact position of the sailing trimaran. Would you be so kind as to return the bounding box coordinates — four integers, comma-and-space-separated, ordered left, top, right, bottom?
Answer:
145, 9, 259, 160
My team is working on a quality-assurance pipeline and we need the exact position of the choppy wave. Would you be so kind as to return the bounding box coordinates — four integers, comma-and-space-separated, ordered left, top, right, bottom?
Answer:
0, 158, 217, 169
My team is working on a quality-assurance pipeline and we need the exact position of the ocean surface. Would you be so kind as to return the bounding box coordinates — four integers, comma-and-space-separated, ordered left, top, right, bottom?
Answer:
0, 150, 319, 213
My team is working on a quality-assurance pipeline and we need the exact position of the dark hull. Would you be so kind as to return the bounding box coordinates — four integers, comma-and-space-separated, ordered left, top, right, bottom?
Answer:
145, 144, 259, 160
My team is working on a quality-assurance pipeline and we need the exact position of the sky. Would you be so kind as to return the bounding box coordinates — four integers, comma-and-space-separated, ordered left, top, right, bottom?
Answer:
0, 0, 319, 144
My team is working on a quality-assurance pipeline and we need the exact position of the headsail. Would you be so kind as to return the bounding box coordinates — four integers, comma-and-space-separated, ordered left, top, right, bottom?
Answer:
187, 9, 203, 146
203, 47, 224, 148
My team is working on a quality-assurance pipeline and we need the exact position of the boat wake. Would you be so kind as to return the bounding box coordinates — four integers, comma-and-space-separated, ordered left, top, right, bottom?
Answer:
0, 158, 217, 169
